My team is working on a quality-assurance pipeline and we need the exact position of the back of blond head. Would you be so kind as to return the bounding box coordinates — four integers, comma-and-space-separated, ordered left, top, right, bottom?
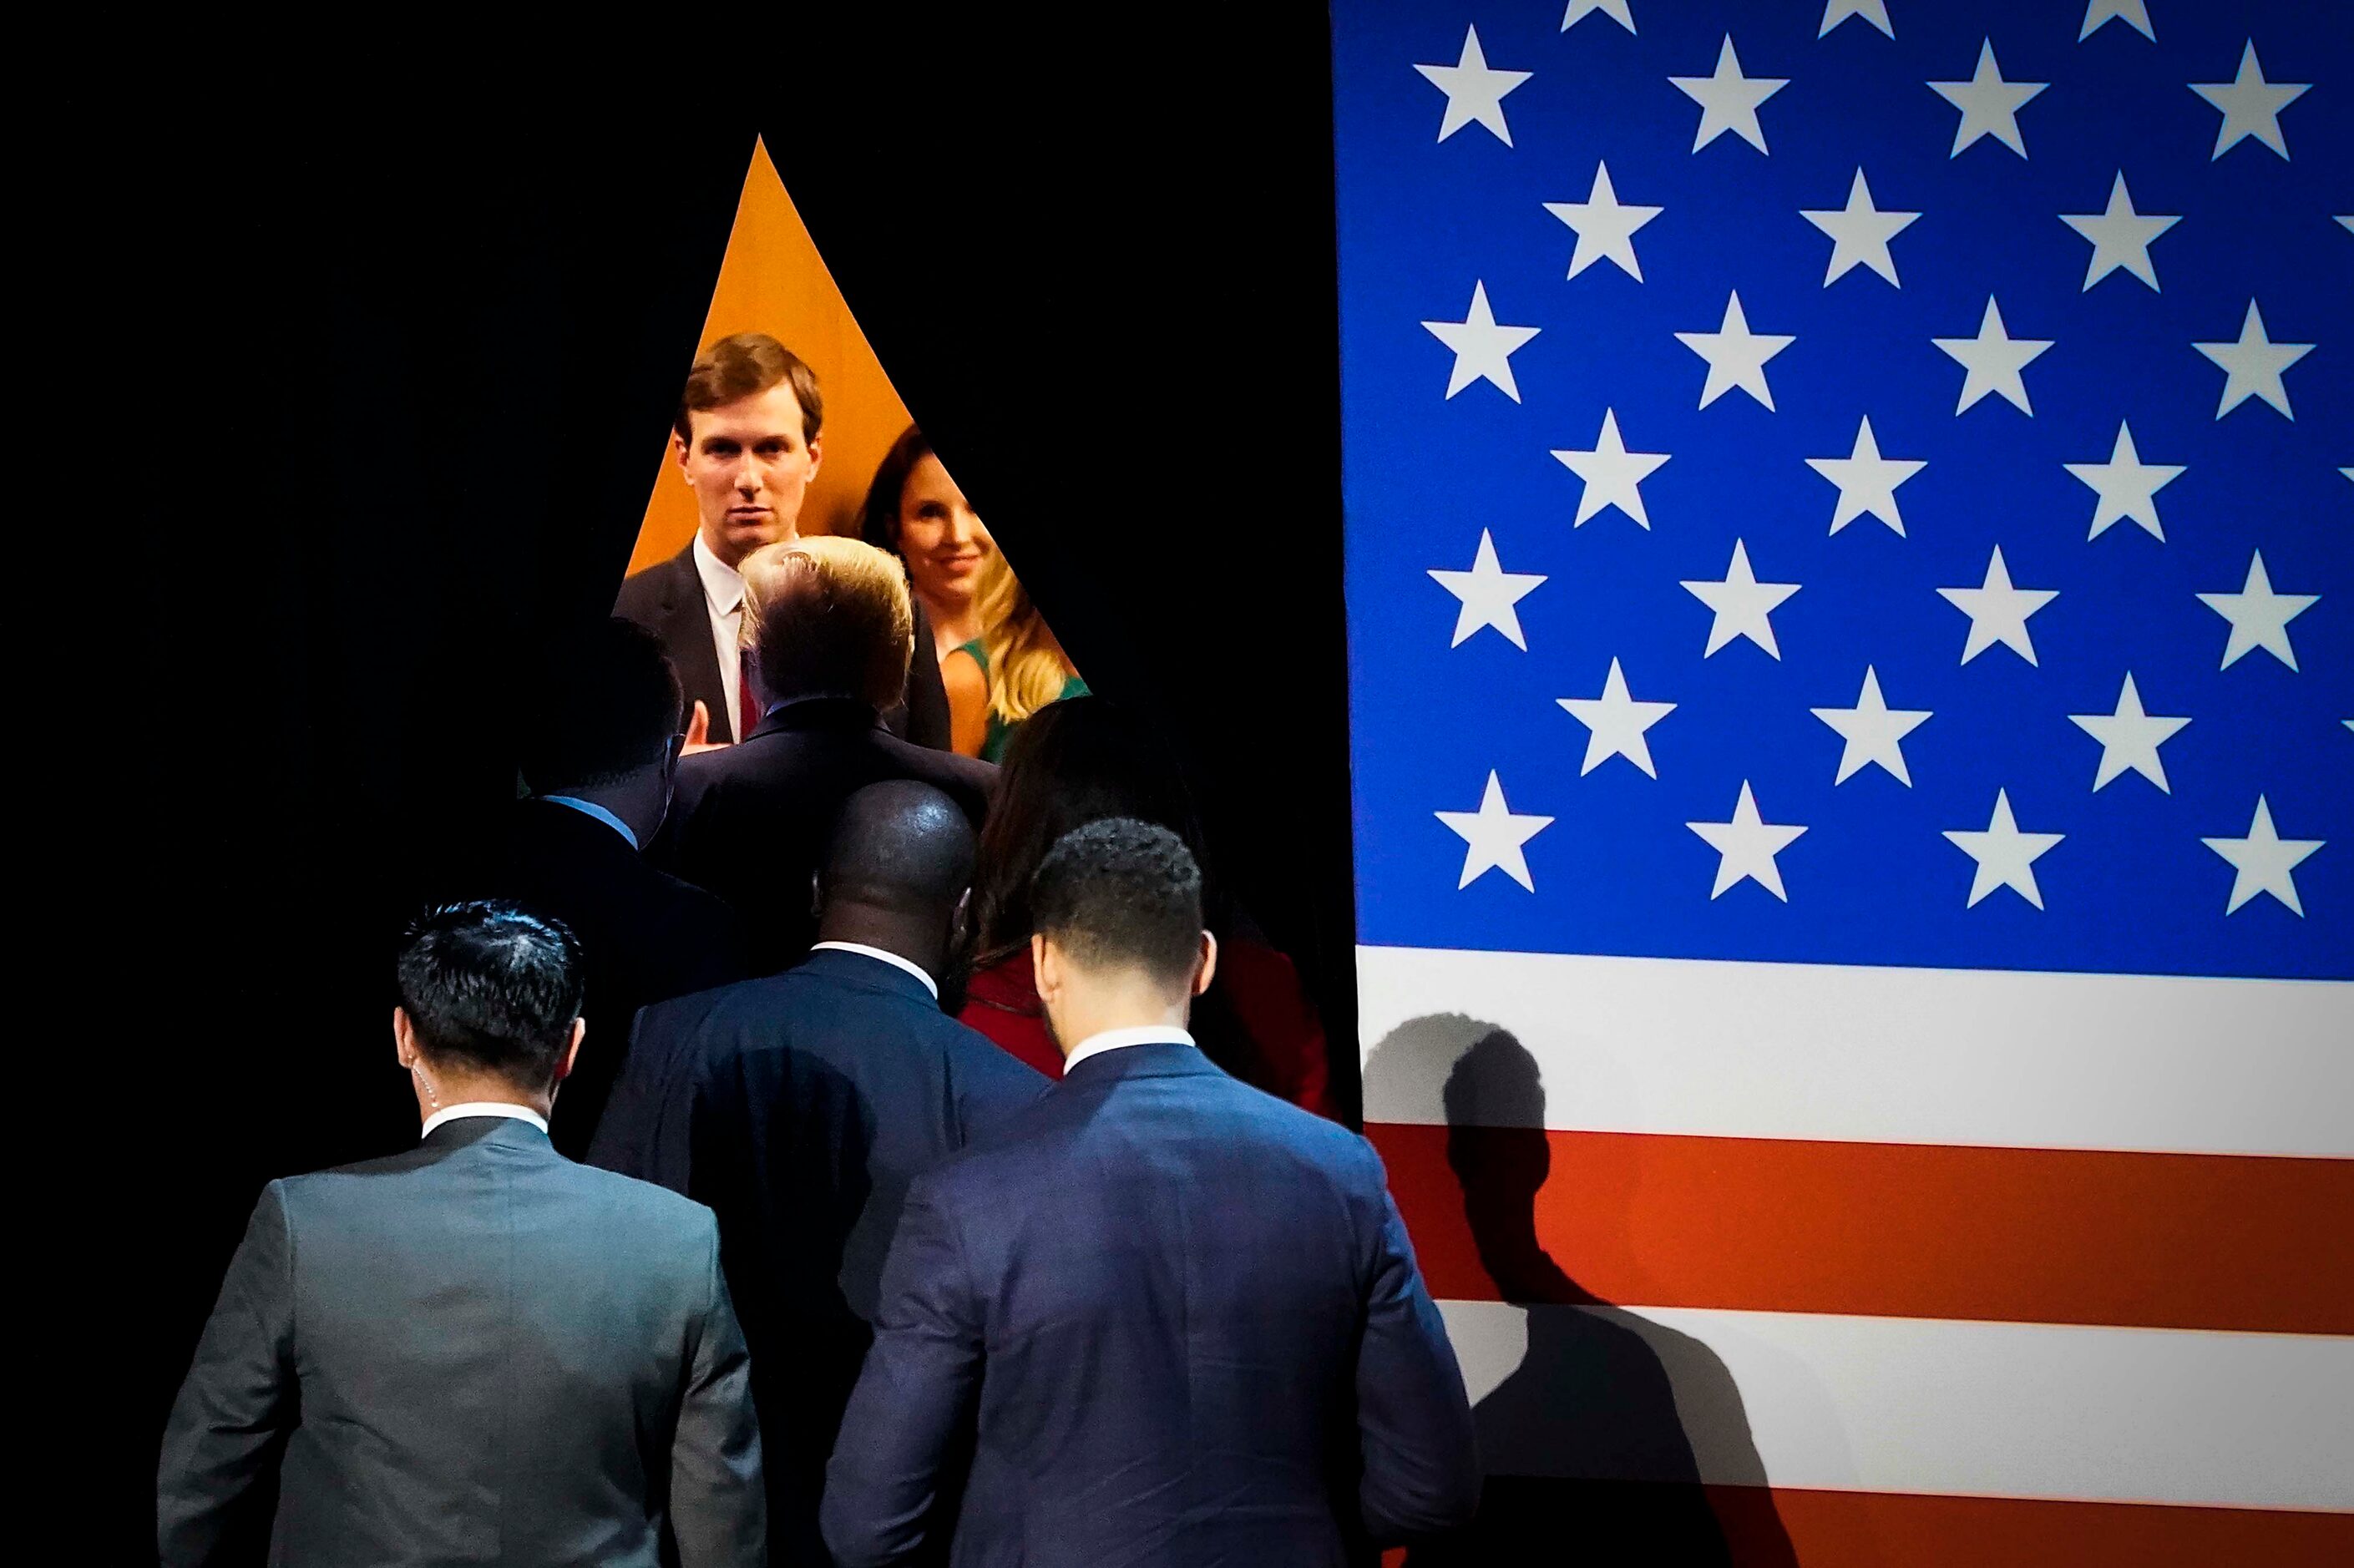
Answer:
740, 535, 914, 711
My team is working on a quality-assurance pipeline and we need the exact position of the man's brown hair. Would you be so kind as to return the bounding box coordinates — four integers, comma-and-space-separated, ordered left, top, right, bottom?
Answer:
675, 332, 824, 446
739, 537, 914, 712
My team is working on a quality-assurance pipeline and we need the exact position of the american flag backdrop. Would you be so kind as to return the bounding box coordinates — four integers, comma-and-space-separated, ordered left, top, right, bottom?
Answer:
1333, 2, 2351, 1561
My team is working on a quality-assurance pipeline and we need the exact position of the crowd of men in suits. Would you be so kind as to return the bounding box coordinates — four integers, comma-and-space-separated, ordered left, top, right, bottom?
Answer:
155, 338, 1479, 1565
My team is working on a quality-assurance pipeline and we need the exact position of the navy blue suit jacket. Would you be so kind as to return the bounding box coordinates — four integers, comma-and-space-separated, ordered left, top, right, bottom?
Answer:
822, 1039, 1480, 1568
589, 947, 1050, 1566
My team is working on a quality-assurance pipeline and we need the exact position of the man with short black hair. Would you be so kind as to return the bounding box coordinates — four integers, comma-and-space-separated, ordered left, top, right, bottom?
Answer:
595, 781, 1047, 1567
159, 901, 767, 1567
822, 819, 1480, 1567
493, 615, 747, 1156
657, 537, 995, 971
615, 331, 949, 746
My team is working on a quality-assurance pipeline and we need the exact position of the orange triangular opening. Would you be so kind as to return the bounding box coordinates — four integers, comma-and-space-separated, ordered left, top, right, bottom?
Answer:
627, 139, 913, 574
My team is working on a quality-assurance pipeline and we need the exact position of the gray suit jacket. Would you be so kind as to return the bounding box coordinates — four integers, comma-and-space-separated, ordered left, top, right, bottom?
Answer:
158, 1115, 766, 1567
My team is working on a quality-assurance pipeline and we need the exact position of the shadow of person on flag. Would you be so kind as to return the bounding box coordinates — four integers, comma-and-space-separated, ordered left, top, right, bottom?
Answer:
1366, 1021, 1795, 1567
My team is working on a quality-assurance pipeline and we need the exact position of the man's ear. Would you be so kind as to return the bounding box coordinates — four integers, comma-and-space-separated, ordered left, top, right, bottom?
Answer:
673, 427, 693, 477
804, 432, 823, 479
1192, 929, 1219, 999
1031, 932, 1056, 1005
553, 1018, 585, 1085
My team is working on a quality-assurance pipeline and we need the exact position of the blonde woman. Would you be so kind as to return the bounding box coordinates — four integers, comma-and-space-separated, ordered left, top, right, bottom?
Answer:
971, 549, 1088, 762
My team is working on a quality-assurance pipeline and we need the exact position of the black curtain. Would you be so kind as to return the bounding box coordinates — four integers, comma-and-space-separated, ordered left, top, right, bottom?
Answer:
99, 14, 1347, 1551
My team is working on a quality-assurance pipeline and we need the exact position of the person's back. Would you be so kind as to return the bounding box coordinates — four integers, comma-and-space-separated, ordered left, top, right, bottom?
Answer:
159, 903, 764, 1568
597, 781, 1046, 1566
656, 536, 993, 970
823, 821, 1476, 1567
485, 618, 749, 1156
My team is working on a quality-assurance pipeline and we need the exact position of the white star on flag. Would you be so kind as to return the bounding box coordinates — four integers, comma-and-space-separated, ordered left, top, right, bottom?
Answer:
2194, 301, 2311, 419
1557, 658, 1676, 776
1545, 163, 1663, 281
1422, 282, 1541, 402
2204, 797, 2322, 916
1939, 544, 2056, 665
1806, 416, 1924, 535
1801, 169, 1919, 286
2068, 673, 2189, 791
1562, 0, 1634, 33
1670, 36, 1787, 154
1415, 26, 1532, 147
2190, 42, 2309, 160
1687, 781, 1806, 901
2064, 421, 2183, 541
1436, 771, 1553, 891
2198, 550, 2317, 670
1934, 296, 2053, 414
1683, 539, 1800, 658
1944, 790, 2064, 909
1677, 291, 1794, 409
2060, 173, 2179, 291
2080, 1, 2153, 42
1552, 408, 1670, 527
1812, 666, 1931, 785
1820, 0, 1892, 39
1929, 40, 2047, 158
1429, 530, 1546, 650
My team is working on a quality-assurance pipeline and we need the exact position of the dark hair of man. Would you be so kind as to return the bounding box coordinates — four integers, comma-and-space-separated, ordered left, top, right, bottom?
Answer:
821, 780, 977, 916
858, 423, 933, 554
968, 697, 1213, 961
395, 901, 585, 1088
519, 618, 683, 794
1030, 818, 1204, 989
675, 331, 824, 445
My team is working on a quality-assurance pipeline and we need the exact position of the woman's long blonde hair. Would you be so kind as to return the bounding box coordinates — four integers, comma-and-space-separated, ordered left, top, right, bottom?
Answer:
977, 551, 1074, 726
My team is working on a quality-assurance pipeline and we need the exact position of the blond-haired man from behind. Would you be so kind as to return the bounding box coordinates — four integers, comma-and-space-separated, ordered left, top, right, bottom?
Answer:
651, 536, 996, 973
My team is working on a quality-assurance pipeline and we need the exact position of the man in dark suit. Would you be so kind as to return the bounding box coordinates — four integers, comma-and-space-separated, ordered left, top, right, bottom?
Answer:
593, 779, 1048, 1565
488, 616, 749, 1157
615, 331, 949, 748
159, 902, 766, 1567
656, 534, 995, 972
823, 819, 1481, 1567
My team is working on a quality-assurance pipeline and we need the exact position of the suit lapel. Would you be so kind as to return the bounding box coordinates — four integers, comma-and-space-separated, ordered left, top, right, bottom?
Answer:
662, 544, 734, 742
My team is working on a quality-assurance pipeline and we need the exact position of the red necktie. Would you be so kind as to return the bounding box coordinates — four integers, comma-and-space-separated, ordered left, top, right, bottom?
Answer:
737, 650, 761, 742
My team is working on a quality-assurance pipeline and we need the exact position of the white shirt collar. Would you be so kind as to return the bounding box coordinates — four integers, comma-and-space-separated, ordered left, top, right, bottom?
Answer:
539, 795, 640, 850
421, 1103, 550, 1141
809, 940, 939, 1000
1061, 1025, 1195, 1075
691, 531, 746, 616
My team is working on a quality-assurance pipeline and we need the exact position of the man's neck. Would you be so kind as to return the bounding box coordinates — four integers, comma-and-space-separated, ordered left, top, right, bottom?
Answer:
814, 907, 944, 983
414, 1083, 552, 1130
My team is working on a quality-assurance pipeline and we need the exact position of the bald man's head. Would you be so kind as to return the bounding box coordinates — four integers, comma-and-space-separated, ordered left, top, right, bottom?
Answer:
820, 780, 977, 923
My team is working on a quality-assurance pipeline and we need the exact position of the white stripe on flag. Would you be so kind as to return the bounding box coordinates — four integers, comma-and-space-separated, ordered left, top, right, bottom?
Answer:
1438, 1299, 2354, 1512
1360, 945, 2354, 1156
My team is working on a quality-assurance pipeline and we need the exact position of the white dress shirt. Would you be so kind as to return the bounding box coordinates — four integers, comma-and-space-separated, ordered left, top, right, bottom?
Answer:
809, 940, 939, 1000
421, 1102, 550, 1140
1061, 1025, 1196, 1075
691, 532, 747, 733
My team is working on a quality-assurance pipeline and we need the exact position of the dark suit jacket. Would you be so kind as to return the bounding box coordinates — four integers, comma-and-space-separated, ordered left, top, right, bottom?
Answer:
482, 798, 750, 1158
655, 696, 995, 973
158, 1117, 766, 1568
822, 1041, 1481, 1568
588, 947, 1050, 1567
616, 540, 952, 748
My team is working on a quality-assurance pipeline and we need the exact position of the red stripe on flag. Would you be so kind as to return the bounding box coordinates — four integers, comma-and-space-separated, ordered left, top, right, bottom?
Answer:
1371, 1121, 2354, 1334
1739, 1484, 2354, 1567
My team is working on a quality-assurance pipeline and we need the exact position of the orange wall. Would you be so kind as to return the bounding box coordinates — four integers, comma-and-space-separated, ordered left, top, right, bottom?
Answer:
627, 139, 914, 575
